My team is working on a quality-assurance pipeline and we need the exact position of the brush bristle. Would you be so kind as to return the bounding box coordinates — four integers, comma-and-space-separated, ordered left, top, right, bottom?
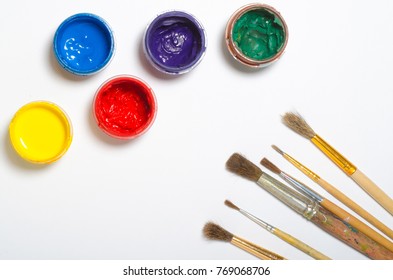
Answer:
226, 153, 263, 182
260, 158, 281, 175
224, 200, 240, 211
271, 145, 284, 155
282, 112, 316, 139
203, 222, 233, 242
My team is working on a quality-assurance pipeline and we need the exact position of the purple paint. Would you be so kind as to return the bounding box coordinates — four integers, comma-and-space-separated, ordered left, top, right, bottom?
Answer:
144, 11, 207, 75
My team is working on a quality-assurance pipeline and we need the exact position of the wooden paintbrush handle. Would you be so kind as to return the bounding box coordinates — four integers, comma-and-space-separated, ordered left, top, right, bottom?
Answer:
273, 228, 331, 260
321, 199, 393, 252
310, 206, 393, 259
351, 169, 393, 216
318, 178, 393, 240
231, 236, 286, 260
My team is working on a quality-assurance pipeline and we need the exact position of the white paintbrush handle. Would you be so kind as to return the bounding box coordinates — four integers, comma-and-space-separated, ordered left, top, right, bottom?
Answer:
351, 169, 393, 216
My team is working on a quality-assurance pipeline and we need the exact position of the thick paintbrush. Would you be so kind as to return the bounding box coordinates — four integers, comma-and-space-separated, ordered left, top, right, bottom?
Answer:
271, 145, 393, 241
260, 157, 393, 252
281, 112, 393, 216
226, 153, 393, 259
224, 199, 331, 259
203, 222, 286, 260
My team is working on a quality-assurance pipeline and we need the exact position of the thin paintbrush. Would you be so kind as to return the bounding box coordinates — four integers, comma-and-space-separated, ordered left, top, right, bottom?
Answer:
261, 157, 393, 252
226, 153, 393, 259
272, 145, 393, 241
203, 222, 286, 260
224, 199, 331, 259
282, 112, 393, 216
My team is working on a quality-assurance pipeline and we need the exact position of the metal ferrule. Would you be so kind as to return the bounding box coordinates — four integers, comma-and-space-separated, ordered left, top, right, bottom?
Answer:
280, 172, 323, 203
311, 135, 357, 175
257, 173, 318, 220
239, 209, 274, 233
231, 236, 286, 260
283, 153, 320, 182
303, 201, 320, 220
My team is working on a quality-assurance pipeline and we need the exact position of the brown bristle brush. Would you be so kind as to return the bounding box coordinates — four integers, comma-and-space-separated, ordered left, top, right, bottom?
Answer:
225, 153, 393, 259
271, 144, 393, 241
224, 200, 331, 259
282, 112, 393, 216
260, 157, 393, 252
202, 222, 286, 260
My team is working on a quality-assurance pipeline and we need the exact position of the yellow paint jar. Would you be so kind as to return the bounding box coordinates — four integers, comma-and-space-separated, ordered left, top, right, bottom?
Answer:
9, 101, 73, 164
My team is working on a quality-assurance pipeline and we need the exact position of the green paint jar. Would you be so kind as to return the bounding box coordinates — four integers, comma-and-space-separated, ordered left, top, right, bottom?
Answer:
226, 3, 288, 68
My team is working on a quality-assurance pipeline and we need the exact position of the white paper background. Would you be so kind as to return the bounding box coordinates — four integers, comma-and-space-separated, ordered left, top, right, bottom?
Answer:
1, 0, 392, 260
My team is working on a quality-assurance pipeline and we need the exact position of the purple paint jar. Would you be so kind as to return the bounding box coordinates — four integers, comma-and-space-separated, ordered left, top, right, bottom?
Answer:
143, 11, 207, 75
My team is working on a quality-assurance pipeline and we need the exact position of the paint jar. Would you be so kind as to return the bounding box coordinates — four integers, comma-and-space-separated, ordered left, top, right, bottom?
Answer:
93, 75, 157, 139
9, 101, 73, 164
143, 10, 207, 75
53, 13, 115, 75
225, 3, 288, 68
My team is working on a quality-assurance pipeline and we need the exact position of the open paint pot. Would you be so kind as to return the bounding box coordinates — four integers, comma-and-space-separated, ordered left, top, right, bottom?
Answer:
225, 3, 288, 68
53, 13, 115, 75
9, 101, 73, 164
93, 75, 157, 139
143, 10, 207, 75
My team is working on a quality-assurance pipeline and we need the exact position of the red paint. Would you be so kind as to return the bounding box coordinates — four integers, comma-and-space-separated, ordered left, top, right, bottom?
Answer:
94, 75, 157, 139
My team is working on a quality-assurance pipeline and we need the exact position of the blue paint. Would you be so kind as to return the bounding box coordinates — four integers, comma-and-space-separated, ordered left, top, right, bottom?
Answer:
53, 13, 115, 75
144, 11, 207, 75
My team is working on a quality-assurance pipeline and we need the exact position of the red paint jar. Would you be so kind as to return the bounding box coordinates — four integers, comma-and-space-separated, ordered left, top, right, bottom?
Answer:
93, 75, 157, 139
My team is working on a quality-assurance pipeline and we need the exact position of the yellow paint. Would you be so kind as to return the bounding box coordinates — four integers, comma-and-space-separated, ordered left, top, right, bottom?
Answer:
9, 101, 73, 164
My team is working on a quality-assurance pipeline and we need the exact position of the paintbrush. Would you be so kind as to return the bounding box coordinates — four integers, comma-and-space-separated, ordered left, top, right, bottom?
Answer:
203, 222, 286, 260
224, 199, 331, 259
271, 145, 393, 241
226, 153, 393, 259
261, 157, 393, 252
282, 112, 393, 216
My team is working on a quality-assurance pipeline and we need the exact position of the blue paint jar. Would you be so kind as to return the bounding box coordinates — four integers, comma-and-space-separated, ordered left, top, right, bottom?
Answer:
53, 13, 115, 76
143, 11, 207, 75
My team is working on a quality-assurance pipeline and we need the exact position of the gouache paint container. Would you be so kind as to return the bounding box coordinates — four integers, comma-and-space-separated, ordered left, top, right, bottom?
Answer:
9, 101, 73, 164
143, 10, 207, 75
93, 75, 157, 139
53, 13, 115, 75
225, 3, 288, 68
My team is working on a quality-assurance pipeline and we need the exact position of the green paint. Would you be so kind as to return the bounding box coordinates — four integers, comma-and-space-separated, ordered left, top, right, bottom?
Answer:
232, 9, 285, 61
360, 243, 369, 252
343, 221, 359, 233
